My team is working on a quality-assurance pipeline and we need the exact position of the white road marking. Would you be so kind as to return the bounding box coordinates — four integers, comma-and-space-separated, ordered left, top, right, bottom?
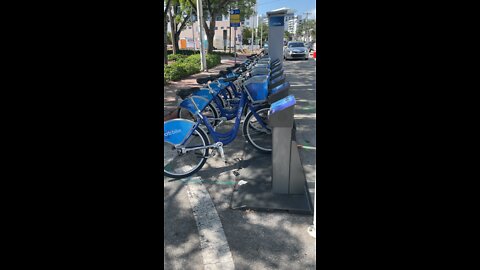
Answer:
185, 177, 235, 270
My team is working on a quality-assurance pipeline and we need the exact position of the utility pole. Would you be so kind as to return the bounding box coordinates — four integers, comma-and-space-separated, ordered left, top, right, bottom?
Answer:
251, 17, 254, 52
303, 12, 311, 42
251, 3, 257, 52
304, 12, 311, 22
191, 9, 196, 51
255, 13, 259, 47
229, 6, 232, 53
196, 0, 207, 71
260, 15, 262, 48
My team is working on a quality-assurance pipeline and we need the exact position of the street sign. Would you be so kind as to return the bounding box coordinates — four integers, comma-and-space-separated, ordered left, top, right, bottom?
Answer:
230, 9, 240, 27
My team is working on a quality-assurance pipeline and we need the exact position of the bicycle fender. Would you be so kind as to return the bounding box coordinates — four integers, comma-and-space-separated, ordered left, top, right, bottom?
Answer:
193, 89, 214, 100
179, 96, 210, 115
164, 119, 196, 146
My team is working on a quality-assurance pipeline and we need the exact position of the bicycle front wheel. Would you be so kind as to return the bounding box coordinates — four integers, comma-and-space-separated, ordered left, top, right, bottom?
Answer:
242, 106, 272, 153
164, 127, 210, 179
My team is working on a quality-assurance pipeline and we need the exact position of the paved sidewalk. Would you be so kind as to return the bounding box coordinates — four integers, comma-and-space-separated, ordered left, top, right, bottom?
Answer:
164, 55, 249, 115
164, 58, 317, 269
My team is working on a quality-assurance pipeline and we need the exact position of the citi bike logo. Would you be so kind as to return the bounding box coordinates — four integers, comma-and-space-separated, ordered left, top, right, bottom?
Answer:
164, 129, 181, 137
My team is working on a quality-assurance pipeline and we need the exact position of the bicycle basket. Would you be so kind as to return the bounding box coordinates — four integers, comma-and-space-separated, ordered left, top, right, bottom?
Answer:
254, 63, 269, 69
251, 67, 270, 77
244, 75, 269, 102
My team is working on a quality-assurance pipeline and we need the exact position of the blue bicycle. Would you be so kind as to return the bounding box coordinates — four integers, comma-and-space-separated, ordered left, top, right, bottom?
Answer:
164, 73, 273, 178
176, 57, 285, 128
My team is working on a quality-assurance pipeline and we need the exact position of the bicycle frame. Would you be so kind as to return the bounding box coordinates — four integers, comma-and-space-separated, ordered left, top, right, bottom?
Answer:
199, 92, 248, 145
178, 90, 270, 152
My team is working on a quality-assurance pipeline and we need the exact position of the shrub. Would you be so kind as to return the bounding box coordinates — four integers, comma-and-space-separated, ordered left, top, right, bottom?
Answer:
206, 54, 221, 68
182, 54, 201, 65
163, 53, 222, 83
177, 62, 200, 75
164, 64, 187, 81
166, 49, 199, 56
167, 54, 188, 62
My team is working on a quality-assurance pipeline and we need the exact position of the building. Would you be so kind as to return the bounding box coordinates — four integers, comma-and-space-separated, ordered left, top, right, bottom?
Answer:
287, 16, 303, 35
178, 14, 245, 50
178, 13, 261, 50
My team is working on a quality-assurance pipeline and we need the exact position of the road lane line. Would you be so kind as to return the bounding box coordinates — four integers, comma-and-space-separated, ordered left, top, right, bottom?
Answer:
185, 177, 235, 270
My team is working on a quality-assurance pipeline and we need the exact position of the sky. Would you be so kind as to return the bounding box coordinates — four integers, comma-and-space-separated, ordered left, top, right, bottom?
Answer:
256, 0, 316, 19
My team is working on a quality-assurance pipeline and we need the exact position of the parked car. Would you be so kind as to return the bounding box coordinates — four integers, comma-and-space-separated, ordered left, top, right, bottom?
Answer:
312, 42, 316, 61
283, 41, 309, 60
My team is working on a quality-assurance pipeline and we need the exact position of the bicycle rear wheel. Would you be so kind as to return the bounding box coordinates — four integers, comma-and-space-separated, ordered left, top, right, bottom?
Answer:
242, 106, 272, 153
164, 127, 210, 179
178, 103, 219, 128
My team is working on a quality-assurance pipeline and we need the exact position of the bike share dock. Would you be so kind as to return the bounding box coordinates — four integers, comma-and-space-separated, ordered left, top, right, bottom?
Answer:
231, 8, 313, 215
231, 95, 313, 214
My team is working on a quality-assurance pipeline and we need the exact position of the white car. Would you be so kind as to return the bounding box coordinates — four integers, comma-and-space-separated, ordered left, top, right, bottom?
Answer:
283, 41, 309, 60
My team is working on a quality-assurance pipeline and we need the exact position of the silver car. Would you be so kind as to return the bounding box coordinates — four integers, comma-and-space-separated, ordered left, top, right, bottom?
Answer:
283, 41, 309, 60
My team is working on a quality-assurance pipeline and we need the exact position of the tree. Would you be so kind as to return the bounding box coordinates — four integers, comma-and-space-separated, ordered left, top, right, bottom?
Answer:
296, 19, 316, 42
242, 27, 252, 44
185, 0, 256, 53
284, 31, 292, 41
169, 0, 193, 53
259, 22, 268, 45
164, 0, 173, 64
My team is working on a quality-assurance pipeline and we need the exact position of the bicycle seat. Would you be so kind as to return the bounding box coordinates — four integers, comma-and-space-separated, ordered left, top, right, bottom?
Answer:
196, 76, 216, 84
176, 87, 200, 99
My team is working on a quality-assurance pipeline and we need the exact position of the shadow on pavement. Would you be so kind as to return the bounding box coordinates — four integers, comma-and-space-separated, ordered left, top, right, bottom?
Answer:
164, 183, 204, 269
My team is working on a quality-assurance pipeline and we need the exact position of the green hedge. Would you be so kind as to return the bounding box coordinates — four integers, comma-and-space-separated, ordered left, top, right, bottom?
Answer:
164, 53, 222, 83
166, 49, 199, 56
164, 64, 187, 81
166, 49, 233, 57
167, 54, 188, 62
206, 54, 221, 68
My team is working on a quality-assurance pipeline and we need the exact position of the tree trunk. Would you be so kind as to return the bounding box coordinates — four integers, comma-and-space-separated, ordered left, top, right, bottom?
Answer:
164, 14, 168, 64
207, 29, 214, 53
169, 9, 177, 55
163, 0, 172, 65
173, 35, 180, 52
205, 20, 216, 53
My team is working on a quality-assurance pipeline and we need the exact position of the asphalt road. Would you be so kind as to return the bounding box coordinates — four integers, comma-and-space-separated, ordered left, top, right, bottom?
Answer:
164, 57, 317, 270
